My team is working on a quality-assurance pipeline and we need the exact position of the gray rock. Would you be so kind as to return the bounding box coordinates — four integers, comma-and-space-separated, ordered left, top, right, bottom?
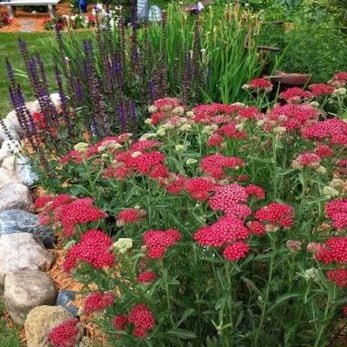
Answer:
0, 167, 20, 189
15, 155, 38, 186
0, 140, 21, 162
0, 209, 55, 247
63, 305, 79, 317
56, 289, 76, 306
0, 182, 33, 212
25, 305, 83, 347
0, 233, 54, 286
4, 270, 56, 325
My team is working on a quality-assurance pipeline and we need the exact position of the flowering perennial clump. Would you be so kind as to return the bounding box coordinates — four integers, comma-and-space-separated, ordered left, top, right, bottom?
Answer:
36, 71, 347, 345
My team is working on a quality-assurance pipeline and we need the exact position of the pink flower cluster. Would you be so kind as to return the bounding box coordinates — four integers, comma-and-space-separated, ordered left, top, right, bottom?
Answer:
254, 202, 294, 229
200, 154, 244, 179
267, 104, 318, 131
63, 229, 115, 272
329, 72, 347, 87
36, 195, 107, 237
309, 83, 335, 96
292, 152, 321, 169
280, 87, 312, 104
84, 291, 115, 314
113, 304, 155, 338
143, 228, 181, 259
48, 318, 80, 347
302, 119, 347, 147
116, 208, 146, 226
325, 199, 347, 229
247, 78, 273, 93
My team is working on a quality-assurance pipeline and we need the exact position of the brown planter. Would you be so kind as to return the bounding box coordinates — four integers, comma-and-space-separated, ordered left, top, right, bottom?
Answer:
267, 71, 312, 86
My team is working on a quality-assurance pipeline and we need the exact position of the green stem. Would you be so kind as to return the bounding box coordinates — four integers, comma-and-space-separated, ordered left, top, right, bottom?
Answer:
254, 234, 276, 346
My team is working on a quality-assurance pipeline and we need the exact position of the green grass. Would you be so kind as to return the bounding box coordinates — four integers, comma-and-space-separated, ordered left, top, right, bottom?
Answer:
0, 32, 57, 117
0, 301, 21, 347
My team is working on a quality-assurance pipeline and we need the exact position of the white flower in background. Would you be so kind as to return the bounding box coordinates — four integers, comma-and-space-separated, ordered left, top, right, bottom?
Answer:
322, 186, 339, 198
179, 123, 192, 132
186, 111, 194, 118
73, 142, 89, 152
273, 126, 286, 135
330, 178, 344, 189
148, 105, 158, 113
175, 144, 185, 152
172, 106, 185, 115
113, 238, 133, 254
144, 118, 152, 125
186, 158, 198, 165
156, 128, 166, 136
333, 87, 347, 96
304, 268, 320, 283
316, 166, 327, 175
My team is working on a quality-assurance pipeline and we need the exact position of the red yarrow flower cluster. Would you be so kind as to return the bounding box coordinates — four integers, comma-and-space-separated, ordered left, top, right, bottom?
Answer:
84, 291, 115, 314
64, 229, 115, 272
327, 269, 347, 287
302, 119, 347, 147
209, 183, 250, 219
200, 154, 244, 179
192, 103, 241, 124
325, 199, 347, 230
56, 198, 107, 236
128, 304, 155, 338
143, 229, 181, 259
223, 242, 249, 261
165, 174, 186, 195
255, 202, 294, 229
185, 177, 216, 201
316, 237, 347, 264
267, 104, 318, 131
314, 144, 333, 158
292, 152, 321, 169
329, 72, 347, 87
48, 318, 80, 347
280, 87, 312, 104
154, 97, 181, 111
309, 83, 335, 96
137, 271, 157, 283
116, 208, 146, 226
113, 315, 128, 331
194, 216, 250, 247
247, 78, 273, 93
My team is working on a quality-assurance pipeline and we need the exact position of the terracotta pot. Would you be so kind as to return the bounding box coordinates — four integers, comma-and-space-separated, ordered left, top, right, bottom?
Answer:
268, 71, 312, 86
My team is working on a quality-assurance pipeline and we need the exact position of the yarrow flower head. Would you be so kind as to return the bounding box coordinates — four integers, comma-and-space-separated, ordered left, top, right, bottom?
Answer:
329, 72, 347, 87
208, 183, 250, 219
56, 198, 107, 236
116, 208, 146, 226
255, 202, 294, 229
113, 315, 128, 331
309, 83, 335, 96
194, 216, 250, 247
143, 228, 181, 259
128, 304, 155, 338
84, 291, 115, 314
326, 269, 347, 287
316, 237, 347, 264
137, 271, 157, 283
222, 242, 249, 261
200, 154, 244, 179
291, 152, 321, 170
280, 87, 312, 104
325, 199, 347, 230
185, 177, 216, 201
246, 78, 273, 93
48, 318, 80, 347
63, 229, 115, 272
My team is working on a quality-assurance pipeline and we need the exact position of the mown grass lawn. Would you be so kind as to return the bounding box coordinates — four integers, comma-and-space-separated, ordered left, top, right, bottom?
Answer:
0, 301, 21, 347
0, 32, 59, 117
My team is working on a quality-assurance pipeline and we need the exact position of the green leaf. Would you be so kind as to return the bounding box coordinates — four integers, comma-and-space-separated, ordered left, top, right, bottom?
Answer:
268, 293, 302, 313
167, 329, 197, 340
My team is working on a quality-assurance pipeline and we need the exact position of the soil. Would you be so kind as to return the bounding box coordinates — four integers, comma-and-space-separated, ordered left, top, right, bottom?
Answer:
0, 1, 94, 33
